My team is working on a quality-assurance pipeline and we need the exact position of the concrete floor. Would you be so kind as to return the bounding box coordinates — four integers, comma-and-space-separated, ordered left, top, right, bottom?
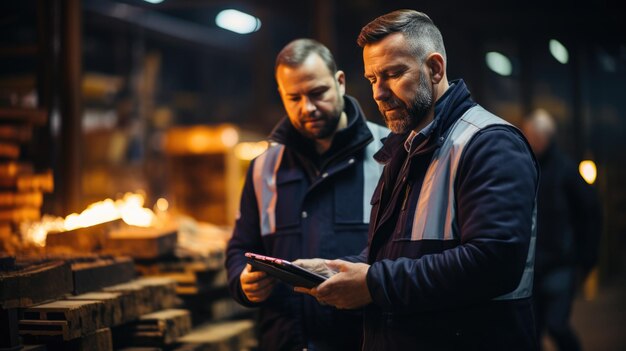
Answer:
543, 273, 626, 351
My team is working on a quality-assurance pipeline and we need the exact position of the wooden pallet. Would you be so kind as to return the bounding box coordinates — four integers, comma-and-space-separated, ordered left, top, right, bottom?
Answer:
19, 299, 104, 340
134, 249, 226, 296
137, 265, 221, 296
0, 260, 73, 309
66, 292, 124, 327
102, 226, 178, 259
177, 319, 256, 351
70, 256, 136, 294
45, 219, 122, 253
24, 327, 112, 351
115, 309, 192, 347
102, 277, 179, 321
0, 307, 20, 349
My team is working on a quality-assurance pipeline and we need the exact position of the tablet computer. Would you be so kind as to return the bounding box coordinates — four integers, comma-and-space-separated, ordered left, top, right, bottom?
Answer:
245, 252, 327, 289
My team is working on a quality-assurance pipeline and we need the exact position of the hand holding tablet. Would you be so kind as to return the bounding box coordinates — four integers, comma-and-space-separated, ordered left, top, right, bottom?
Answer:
245, 252, 328, 289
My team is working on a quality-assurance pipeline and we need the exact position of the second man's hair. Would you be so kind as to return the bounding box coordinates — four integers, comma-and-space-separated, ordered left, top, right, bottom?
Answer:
275, 38, 337, 76
357, 9, 447, 63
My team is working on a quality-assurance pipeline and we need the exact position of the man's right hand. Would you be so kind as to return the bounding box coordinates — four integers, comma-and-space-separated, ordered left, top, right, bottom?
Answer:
240, 263, 276, 303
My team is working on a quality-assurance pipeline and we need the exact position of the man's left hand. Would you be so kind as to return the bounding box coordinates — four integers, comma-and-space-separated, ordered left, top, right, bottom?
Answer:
294, 259, 372, 309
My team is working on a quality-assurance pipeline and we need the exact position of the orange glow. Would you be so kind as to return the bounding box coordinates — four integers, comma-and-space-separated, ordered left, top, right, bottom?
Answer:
155, 197, 169, 212
579, 160, 597, 185
164, 124, 240, 154
234, 141, 269, 160
21, 192, 160, 247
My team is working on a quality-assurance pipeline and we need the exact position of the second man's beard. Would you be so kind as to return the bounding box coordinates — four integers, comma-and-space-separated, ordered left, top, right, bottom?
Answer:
383, 73, 433, 134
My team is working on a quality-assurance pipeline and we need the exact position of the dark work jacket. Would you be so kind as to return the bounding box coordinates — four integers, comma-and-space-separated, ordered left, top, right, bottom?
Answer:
225, 95, 388, 351
534, 142, 602, 278
356, 80, 539, 351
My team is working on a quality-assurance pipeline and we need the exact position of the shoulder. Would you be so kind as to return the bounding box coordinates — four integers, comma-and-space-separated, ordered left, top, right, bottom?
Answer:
465, 125, 534, 161
459, 124, 538, 183
366, 121, 391, 143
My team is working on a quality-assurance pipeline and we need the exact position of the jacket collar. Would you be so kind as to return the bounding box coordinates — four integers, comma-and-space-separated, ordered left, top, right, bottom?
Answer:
268, 95, 374, 158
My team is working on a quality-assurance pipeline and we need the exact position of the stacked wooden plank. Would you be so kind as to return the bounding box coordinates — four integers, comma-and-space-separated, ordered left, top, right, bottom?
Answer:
0, 259, 74, 350
135, 254, 223, 296
69, 255, 136, 294
45, 219, 124, 253
14, 254, 137, 296
163, 125, 242, 226
133, 248, 255, 325
177, 319, 257, 351
113, 309, 192, 347
18, 275, 181, 351
0, 260, 73, 309
19, 299, 106, 340
102, 225, 178, 259
0, 107, 53, 255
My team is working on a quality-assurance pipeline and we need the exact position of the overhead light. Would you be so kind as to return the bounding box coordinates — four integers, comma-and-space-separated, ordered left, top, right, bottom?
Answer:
143, 0, 165, 4
579, 160, 597, 185
485, 51, 512, 76
216, 9, 261, 34
549, 39, 569, 64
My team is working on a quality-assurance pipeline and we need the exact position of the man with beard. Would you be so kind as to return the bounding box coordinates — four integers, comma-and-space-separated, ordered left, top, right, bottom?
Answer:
295, 10, 540, 351
225, 38, 388, 351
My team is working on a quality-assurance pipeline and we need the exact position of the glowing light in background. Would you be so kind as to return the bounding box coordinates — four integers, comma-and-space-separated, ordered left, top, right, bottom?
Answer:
549, 39, 569, 64
188, 130, 212, 153
156, 198, 169, 212
234, 141, 269, 160
579, 160, 597, 185
215, 9, 261, 34
485, 51, 512, 76
118, 193, 155, 227
220, 127, 240, 147
143, 0, 165, 4
22, 192, 160, 246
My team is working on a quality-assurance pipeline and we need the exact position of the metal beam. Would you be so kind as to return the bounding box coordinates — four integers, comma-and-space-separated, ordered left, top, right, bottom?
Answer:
83, 0, 250, 53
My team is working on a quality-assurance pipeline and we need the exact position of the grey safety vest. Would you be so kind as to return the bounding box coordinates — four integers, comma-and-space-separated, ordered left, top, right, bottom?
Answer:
252, 121, 388, 236
410, 105, 536, 300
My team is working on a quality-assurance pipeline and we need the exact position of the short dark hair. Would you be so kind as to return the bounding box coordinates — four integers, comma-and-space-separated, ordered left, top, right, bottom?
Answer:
357, 9, 447, 62
275, 38, 337, 76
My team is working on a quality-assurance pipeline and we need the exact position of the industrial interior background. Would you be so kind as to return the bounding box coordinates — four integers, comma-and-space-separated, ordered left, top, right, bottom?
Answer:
0, 0, 624, 350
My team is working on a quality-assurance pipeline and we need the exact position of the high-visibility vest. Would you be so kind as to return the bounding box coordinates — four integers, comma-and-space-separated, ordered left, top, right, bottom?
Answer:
410, 105, 536, 300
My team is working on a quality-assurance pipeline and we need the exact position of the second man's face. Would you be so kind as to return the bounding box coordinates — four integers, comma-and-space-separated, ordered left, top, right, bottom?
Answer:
276, 54, 345, 141
363, 32, 434, 134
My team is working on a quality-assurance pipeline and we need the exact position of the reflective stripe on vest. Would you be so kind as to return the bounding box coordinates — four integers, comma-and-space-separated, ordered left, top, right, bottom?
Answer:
410, 105, 536, 300
252, 121, 388, 236
363, 122, 388, 223
252, 143, 285, 235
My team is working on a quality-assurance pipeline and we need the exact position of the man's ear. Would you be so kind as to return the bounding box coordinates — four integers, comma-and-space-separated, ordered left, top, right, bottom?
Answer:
335, 70, 346, 95
426, 53, 445, 84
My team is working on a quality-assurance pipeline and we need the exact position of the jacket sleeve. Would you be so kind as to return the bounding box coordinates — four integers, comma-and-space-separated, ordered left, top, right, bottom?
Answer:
225, 160, 265, 307
366, 126, 538, 312
341, 246, 369, 263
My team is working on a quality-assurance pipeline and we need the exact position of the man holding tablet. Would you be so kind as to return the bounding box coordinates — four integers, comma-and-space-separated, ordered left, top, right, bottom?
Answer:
225, 38, 388, 351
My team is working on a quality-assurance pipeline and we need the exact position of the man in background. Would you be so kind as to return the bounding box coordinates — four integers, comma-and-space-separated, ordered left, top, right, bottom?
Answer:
522, 108, 603, 351
225, 38, 388, 350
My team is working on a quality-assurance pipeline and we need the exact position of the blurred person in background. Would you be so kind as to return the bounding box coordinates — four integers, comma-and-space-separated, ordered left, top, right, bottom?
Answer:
522, 108, 603, 351
225, 38, 388, 351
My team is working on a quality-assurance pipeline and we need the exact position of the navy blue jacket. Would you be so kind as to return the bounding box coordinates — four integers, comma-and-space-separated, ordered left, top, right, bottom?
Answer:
359, 81, 539, 350
534, 142, 602, 278
226, 95, 387, 351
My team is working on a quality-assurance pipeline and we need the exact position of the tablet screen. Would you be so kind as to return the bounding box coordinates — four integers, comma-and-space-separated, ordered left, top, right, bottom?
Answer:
245, 252, 327, 288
